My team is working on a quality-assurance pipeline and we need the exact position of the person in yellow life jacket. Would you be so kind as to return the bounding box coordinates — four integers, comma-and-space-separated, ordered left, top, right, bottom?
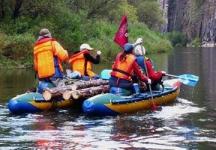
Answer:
109, 43, 151, 96
68, 43, 101, 80
34, 28, 68, 93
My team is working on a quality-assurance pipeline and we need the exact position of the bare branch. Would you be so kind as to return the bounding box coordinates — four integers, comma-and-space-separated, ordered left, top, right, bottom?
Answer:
12, 0, 24, 19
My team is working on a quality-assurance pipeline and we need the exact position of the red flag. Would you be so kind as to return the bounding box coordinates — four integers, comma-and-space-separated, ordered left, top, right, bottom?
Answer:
114, 16, 128, 48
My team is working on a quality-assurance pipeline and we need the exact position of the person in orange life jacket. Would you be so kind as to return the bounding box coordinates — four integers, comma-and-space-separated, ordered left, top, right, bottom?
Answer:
133, 38, 166, 90
109, 43, 151, 96
34, 28, 69, 93
68, 43, 101, 80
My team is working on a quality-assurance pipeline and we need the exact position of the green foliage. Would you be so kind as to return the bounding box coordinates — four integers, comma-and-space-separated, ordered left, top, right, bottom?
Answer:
0, 0, 172, 68
166, 32, 188, 47
0, 33, 35, 60
189, 37, 201, 47
51, 9, 85, 51
0, 55, 16, 69
129, 22, 172, 53
128, 0, 164, 30
0, 18, 34, 35
108, 0, 138, 23
0, 32, 7, 51
86, 21, 172, 61
85, 21, 119, 61
66, 0, 138, 23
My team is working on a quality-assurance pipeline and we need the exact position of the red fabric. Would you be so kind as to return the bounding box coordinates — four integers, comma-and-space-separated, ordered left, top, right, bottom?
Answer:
35, 38, 55, 46
145, 59, 163, 83
69, 50, 89, 60
133, 61, 148, 82
114, 16, 128, 48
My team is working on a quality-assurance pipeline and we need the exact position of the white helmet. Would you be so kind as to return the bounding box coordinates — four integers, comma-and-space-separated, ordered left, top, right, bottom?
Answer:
80, 43, 93, 51
134, 45, 146, 55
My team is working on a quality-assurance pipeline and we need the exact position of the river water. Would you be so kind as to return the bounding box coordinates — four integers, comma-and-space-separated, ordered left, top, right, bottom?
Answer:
0, 47, 216, 149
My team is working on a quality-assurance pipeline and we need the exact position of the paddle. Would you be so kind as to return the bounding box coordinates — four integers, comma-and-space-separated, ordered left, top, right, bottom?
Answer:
100, 70, 200, 87
100, 69, 112, 80
140, 45, 158, 111
166, 73, 199, 87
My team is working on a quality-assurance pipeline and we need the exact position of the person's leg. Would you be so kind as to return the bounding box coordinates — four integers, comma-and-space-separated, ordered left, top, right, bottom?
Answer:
109, 77, 133, 96
109, 87, 132, 96
37, 79, 55, 94
151, 83, 162, 91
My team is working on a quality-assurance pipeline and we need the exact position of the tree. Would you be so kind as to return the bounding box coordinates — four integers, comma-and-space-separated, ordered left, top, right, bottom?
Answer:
0, 0, 5, 19
128, 0, 164, 30
108, 0, 138, 23
12, 0, 23, 19
66, 0, 137, 23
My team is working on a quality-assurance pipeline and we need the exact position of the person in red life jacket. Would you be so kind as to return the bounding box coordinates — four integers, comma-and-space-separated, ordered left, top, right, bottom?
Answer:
34, 28, 69, 93
109, 43, 151, 96
133, 38, 166, 90
68, 43, 101, 80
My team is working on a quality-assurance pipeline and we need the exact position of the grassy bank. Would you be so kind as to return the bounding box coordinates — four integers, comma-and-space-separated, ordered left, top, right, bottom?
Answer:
0, 0, 172, 69
0, 20, 172, 68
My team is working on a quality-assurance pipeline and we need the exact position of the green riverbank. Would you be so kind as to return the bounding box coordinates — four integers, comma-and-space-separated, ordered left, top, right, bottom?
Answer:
0, 0, 172, 69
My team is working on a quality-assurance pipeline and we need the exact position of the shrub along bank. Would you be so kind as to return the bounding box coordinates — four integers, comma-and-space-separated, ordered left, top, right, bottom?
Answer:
0, 19, 172, 69
0, 0, 172, 69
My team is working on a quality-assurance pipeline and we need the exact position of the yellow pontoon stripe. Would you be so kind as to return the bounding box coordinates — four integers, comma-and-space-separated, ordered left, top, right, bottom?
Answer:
105, 89, 180, 114
30, 99, 74, 110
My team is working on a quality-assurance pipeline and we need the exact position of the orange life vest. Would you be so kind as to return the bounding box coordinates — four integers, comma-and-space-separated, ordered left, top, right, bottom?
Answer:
34, 38, 61, 78
68, 50, 96, 77
111, 52, 136, 81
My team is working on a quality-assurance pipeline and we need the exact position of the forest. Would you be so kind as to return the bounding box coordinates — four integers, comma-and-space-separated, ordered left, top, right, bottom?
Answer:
0, 0, 173, 68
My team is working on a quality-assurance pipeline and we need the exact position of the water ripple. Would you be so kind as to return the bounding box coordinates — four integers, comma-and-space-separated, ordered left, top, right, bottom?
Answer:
0, 97, 216, 149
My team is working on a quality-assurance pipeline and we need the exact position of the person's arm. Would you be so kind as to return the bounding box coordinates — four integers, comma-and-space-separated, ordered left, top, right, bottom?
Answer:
133, 61, 149, 83
52, 41, 69, 62
146, 59, 163, 82
33, 55, 38, 71
84, 53, 100, 64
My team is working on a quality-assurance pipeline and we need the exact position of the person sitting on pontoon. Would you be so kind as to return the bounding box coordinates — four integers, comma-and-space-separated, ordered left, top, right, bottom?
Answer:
68, 43, 101, 80
109, 43, 151, 96
133, 38, 166, 90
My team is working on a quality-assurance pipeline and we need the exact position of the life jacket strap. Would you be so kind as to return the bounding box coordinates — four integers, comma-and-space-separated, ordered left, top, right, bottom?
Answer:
112, 68, 132, 77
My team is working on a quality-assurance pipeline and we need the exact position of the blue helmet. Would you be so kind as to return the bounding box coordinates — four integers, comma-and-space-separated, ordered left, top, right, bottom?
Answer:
123, 43, 134, 52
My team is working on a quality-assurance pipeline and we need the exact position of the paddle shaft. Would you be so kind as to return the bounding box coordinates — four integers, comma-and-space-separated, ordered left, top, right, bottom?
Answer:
165, 74, 179, 78
140, 45, 155, 105
166, 73, 194, 80
143, 59, 153, 100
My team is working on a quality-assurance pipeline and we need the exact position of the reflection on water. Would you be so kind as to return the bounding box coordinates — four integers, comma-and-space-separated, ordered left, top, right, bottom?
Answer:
0, 101, 209, 150
0, 69, 35, 102
0, 47, 216, 149
168, 47, 216, 108
200, 48, 216, 107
